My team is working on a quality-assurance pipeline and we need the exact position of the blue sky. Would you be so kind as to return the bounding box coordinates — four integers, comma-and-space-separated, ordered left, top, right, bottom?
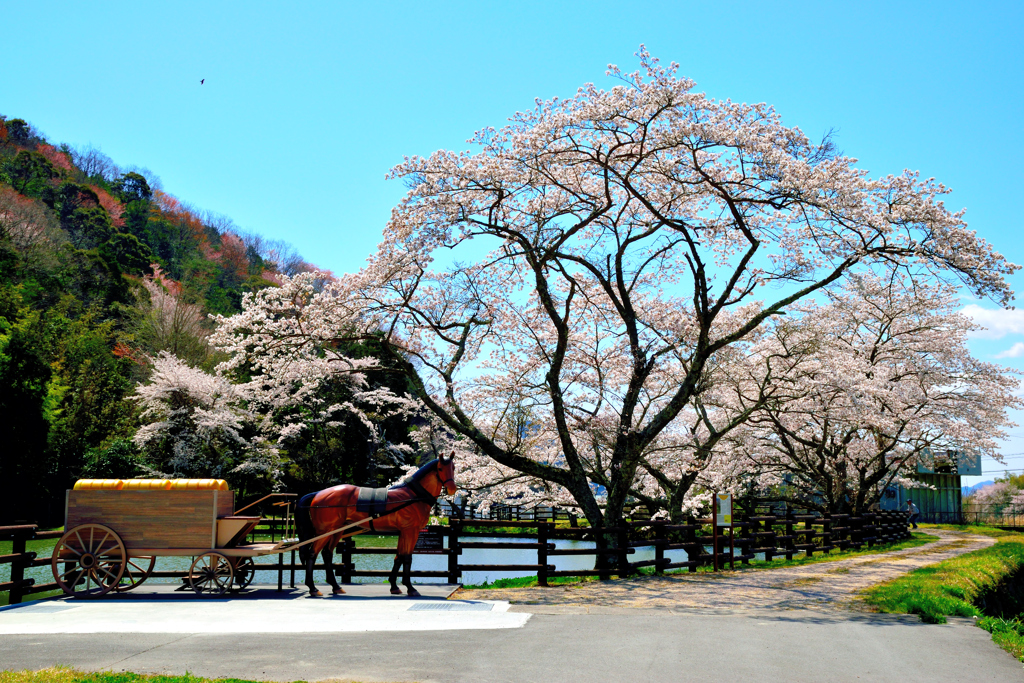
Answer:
4, 1, 1023, 482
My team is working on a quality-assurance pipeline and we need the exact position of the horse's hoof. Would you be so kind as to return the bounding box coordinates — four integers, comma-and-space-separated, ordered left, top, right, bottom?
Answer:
390, 586, 402, 595
309, 589, 323, 598
406, 587, 421, 597
332, 587, 346, 595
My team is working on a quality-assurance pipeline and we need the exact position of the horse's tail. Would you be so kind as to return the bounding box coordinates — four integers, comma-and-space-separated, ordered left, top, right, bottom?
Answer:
296, 492, 317, 564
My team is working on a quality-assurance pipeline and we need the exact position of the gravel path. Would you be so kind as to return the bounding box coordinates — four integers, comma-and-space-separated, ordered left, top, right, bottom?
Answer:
456, 529, 995, 612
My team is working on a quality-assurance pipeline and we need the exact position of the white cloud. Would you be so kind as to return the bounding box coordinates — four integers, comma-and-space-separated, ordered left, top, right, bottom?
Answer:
962, 304, 1024, 340
996, 342, 1024, 359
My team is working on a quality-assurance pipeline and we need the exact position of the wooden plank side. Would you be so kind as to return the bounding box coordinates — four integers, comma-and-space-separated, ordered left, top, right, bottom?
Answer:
66, 490, 222, 550
218, 491, 234, 517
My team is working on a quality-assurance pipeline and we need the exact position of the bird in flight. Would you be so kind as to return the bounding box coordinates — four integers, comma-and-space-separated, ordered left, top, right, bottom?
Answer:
200, 79, 205, 85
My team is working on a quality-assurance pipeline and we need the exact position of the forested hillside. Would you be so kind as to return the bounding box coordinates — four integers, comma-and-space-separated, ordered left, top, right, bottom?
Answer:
0, 115, 415, 525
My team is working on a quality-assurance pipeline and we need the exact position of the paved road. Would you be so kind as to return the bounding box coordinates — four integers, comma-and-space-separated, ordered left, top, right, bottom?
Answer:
2, 531, 1020, 682
2, 608, 1021, 682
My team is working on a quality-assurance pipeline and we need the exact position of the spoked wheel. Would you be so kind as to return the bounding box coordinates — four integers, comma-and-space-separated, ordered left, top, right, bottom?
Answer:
189, 552, 234, 595
51, 523, 126, 598
112, 556, 156, 592
233, 557, 256, 590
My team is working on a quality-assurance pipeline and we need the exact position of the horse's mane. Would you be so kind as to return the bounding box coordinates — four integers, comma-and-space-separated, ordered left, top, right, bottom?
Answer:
391, 459, 439, 489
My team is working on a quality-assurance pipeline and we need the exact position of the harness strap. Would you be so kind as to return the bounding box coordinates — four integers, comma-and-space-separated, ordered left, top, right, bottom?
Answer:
405, 479, 438, 506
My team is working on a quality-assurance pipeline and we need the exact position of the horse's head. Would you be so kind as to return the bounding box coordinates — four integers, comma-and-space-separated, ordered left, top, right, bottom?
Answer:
437, 452, 457, 496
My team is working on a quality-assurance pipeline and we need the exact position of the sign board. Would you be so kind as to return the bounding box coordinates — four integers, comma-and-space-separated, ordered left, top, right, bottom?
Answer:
414, 529, 444, 550
715, 493, 732, 527
916, 448, 981, 476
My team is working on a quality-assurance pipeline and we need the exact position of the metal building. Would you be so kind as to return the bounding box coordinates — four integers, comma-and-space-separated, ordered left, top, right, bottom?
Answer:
879, 449, 980, 523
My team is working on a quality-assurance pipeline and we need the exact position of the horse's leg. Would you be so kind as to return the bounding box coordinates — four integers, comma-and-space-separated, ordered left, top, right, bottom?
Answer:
306, 545, 322, 597
323, 545, 345, 595
388, 554, 403, 595
402, 554, 419, 597
397, 529, 420, 597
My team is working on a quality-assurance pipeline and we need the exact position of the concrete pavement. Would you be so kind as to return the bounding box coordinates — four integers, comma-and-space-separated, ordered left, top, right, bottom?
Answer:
0, 585, 529, 634
2, 604, 1022, 682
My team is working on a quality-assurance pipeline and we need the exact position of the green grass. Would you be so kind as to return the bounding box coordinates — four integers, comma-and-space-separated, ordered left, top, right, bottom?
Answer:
0, 668, 305, 683
0, 590, 64, 608
861, 526, 1024, 626
463, 574, 601, 590
0, 534, 62, 557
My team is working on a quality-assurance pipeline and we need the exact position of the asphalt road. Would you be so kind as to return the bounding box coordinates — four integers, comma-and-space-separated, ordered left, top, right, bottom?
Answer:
3, 607, 1021, 683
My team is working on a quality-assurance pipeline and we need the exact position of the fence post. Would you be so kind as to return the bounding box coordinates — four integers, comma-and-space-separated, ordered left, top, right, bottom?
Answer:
448, 519, 461, 585
713, 521, 719, 572
784, 508, 795, 561
538, 520, 550, 587
340, 538, 352, 585
823, 514, 832, 554
8, 527, 32, 605
277, 552, 283, 591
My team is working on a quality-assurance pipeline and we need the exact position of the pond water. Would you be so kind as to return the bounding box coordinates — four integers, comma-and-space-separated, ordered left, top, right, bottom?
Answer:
2, 536, 697, 589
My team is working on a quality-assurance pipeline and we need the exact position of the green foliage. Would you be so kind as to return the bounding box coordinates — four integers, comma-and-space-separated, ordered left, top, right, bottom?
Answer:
3, 150, 58, 194
463, 575, 596, 590
0, 284, 137, 523
275, 333, 421, 491
111, 172, 151, 204
0, 111, 415, 520
997, 471, 1024, 490
0, 294, 53, 523
81, 439, 147, 479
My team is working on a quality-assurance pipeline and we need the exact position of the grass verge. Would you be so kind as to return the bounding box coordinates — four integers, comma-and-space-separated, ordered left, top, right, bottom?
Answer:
462, 531, 935, 590
978, 617, 1024, 662
0, 590, 64, 608
861, 525, 1024, 623
861, 526, 1024, 661
0, 667, 299, 683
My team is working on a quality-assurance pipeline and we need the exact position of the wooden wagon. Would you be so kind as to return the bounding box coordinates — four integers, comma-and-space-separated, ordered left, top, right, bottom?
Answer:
52, 479, 300, 597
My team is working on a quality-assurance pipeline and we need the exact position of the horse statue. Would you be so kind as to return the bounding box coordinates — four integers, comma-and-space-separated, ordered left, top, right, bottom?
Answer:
295, 453, 457, 597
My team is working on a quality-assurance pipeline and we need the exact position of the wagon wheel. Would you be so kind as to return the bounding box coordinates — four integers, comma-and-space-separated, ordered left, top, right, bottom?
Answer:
111, 556, 156, 592
233, 557, 256, 590
189, 552, 234, 595
51, 523, 126, 598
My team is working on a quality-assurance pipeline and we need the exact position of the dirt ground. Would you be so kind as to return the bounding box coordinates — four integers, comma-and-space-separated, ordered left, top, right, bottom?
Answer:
455, 528, 994, 612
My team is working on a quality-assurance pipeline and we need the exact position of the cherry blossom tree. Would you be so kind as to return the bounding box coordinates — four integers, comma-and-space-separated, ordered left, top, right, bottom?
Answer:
131, 351, 279, 483
358, 48, 1015, 527
208, 273, 422, 486
130, 266, 212, 367
217, 48, 1017, 536
734, 275, 1020, 514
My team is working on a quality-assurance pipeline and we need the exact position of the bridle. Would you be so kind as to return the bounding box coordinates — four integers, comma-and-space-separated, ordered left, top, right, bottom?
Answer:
435, 461, 456, 493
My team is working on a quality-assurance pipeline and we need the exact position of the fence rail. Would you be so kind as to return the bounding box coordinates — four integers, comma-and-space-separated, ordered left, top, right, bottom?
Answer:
944, 505, 1024, 527
1, 509, 910, 604
0, 526, 63, 604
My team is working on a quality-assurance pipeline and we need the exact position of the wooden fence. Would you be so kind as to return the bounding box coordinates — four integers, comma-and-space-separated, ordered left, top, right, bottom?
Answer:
1, 510, 910, 603
0, 525, 64, 604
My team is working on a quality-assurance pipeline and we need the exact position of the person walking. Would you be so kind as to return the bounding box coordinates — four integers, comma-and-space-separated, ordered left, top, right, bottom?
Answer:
907, 499, 921, 529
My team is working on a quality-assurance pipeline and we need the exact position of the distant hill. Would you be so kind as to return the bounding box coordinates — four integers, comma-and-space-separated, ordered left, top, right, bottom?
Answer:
0, 113, 316, 523
963, 480, 994, 496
